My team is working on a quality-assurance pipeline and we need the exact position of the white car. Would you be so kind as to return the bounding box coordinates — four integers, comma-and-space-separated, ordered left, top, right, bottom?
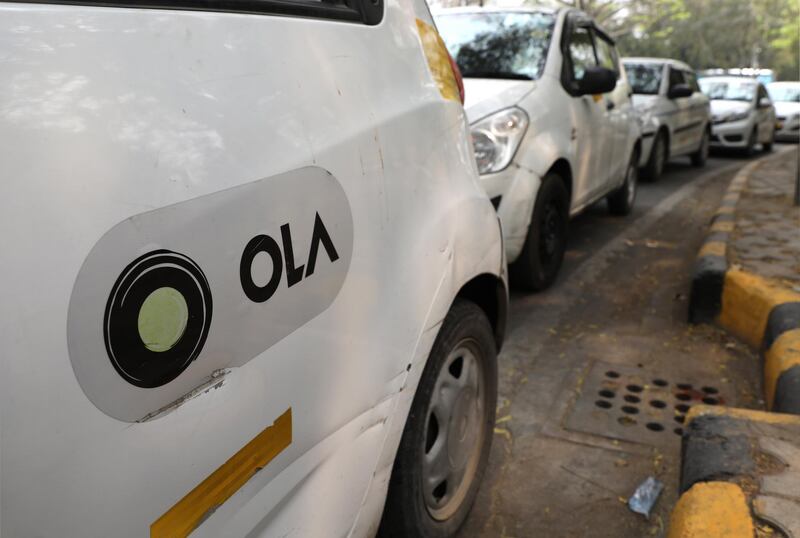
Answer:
767, 81, 800, 142
0, 3, 509, 537
700, 76, 776, 154
435, 7, 641, 291
623, 58, 711, 181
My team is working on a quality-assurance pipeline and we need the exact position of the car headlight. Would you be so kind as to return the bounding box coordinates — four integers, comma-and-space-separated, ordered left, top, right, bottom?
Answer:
471, 107, 529, 175
727, 110, 750, 122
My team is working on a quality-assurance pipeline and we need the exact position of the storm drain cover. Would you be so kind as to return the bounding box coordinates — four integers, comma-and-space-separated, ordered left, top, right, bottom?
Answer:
564, 361, 727, 446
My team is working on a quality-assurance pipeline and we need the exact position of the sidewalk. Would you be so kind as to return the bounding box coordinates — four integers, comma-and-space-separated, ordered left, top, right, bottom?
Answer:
731, 151, 800, 289
676, 147, 800, 537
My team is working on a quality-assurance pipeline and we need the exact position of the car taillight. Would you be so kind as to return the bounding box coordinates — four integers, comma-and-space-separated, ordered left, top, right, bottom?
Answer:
447, 52, 465, 105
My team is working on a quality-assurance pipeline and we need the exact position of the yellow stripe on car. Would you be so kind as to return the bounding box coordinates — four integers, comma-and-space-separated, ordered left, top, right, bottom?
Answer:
151, 408, 292, 538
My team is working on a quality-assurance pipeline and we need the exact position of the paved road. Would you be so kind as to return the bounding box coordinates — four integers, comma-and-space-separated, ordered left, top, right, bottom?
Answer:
458, 148, 793, 538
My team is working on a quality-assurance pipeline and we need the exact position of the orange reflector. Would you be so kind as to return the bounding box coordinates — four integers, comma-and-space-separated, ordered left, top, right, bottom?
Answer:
151, 408, 292, 538
416, 19, 461, 103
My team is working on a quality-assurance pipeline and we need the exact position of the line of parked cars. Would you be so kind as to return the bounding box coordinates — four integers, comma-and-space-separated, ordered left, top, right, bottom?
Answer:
1, 1, 796, 537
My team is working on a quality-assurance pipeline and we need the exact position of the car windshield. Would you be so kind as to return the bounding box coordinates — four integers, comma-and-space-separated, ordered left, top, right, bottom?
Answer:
435, 11, 555, 80
767, 85, 800, 102
624, 63, 663, 95
699, 80, 756, 102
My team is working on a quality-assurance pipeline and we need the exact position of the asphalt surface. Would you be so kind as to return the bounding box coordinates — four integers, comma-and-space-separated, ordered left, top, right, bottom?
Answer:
457, 147, 793, 538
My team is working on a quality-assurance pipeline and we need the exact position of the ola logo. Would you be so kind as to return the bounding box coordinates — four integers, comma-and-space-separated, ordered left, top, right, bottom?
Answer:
103, 250, 212, 388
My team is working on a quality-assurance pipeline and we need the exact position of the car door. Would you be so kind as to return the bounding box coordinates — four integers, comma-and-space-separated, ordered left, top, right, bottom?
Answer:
0, 1, 499, 537
592, 30, 628, 185
562, 19, 613, 206
681, 70, 708, 151
665, 67, 692, 153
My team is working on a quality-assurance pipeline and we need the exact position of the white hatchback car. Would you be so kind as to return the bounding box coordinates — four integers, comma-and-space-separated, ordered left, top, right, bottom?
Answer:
767, 81, 800, 142
0, 2, 508, 537
700, 76, 776, 154
435, 7, 641, 291
623, 58, 711, 181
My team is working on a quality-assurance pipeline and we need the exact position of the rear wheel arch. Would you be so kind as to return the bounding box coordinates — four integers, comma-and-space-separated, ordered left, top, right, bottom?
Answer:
455, 274, 508, 352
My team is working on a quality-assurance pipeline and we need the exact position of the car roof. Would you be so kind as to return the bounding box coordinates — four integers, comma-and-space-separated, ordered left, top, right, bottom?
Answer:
432, 6, 559, 16
767, 81, 800, 87
699, 76, 758, 85
622, 57, 692, 71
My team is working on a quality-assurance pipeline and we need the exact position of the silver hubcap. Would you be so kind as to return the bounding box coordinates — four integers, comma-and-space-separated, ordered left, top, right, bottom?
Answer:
422, 339, 486, 521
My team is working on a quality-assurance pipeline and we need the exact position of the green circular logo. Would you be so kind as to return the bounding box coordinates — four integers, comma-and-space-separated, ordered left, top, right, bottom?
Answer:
137, 287, 189, 353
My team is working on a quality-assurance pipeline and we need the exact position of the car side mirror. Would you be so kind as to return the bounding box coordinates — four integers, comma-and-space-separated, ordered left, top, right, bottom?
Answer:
668, 84, 693, 99
576, 66, 617, 96
758, 97, 772, 108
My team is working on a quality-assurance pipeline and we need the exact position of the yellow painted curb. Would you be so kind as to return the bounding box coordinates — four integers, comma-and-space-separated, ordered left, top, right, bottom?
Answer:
667, 482, 754, 538
710, 220, 735, 233
698, 241, 726, 258
764, 329, 800, 410
718, 268, 800, 348
686, 404, 800, 426
715, 205, 736, 216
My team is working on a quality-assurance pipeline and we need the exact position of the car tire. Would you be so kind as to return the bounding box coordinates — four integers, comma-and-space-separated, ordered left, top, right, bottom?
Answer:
642, 131, 666, 181
378, 299, 497, 538
509, 173, 569, 292
607, 150, 639, 216
745, 127, 757, 156
690, 129, 709, 167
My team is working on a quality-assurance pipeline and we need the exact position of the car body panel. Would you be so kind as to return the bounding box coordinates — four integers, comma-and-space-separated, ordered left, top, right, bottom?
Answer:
701, 76, 776, 149
623, 57, 710, 167
0, 2, 506, 536
768, 82, 800, 141
436, 7, 640, 264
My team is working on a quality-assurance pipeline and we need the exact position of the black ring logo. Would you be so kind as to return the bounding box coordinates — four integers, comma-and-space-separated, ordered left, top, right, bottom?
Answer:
103, 250, 212, 388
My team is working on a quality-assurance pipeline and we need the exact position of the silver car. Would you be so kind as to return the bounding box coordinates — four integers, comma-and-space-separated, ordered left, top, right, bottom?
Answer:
623, 58, 711, 181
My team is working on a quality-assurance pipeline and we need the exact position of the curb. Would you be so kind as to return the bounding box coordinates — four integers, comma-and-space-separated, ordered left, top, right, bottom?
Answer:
688, 157, 800, 414
668, 405, 800, 537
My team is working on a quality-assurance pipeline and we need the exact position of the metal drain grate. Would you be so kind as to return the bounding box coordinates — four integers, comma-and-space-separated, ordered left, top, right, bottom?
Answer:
564, 361, 726, 446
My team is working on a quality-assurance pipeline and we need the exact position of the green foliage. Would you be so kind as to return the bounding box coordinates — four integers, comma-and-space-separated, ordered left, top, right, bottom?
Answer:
610, 0, 799, 80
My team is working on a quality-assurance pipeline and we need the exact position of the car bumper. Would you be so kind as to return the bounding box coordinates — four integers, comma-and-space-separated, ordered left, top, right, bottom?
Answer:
775, 118, 800, 141
479, 163, 542, 264
710, 119, 752, 148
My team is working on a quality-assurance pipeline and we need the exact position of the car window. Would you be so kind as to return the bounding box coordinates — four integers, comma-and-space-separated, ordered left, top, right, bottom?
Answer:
568, 26, 596, 81
683, 71, 700, 92
668, 67, 685, 89
436, 11, 555, 80
594, 34, 619, 77
698, 79, 756, 102
767, 84, 800, 102
624, 63, 663, 95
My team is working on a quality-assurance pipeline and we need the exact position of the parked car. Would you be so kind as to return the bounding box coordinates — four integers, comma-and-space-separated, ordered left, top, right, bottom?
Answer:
435, 7, 641, 291
622, 58, 711, 181
767, 81, 800, 142
0, 2, 508, 537
699, 76, 776, 154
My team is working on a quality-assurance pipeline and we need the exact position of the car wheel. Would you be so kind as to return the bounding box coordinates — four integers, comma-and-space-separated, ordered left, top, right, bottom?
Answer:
378, 299, 497, 538
690, 130, 709, 167
607, 150, 638, 216
509, 173, 569, 292
642, 132, 666, 181
745, 127, 757, 156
